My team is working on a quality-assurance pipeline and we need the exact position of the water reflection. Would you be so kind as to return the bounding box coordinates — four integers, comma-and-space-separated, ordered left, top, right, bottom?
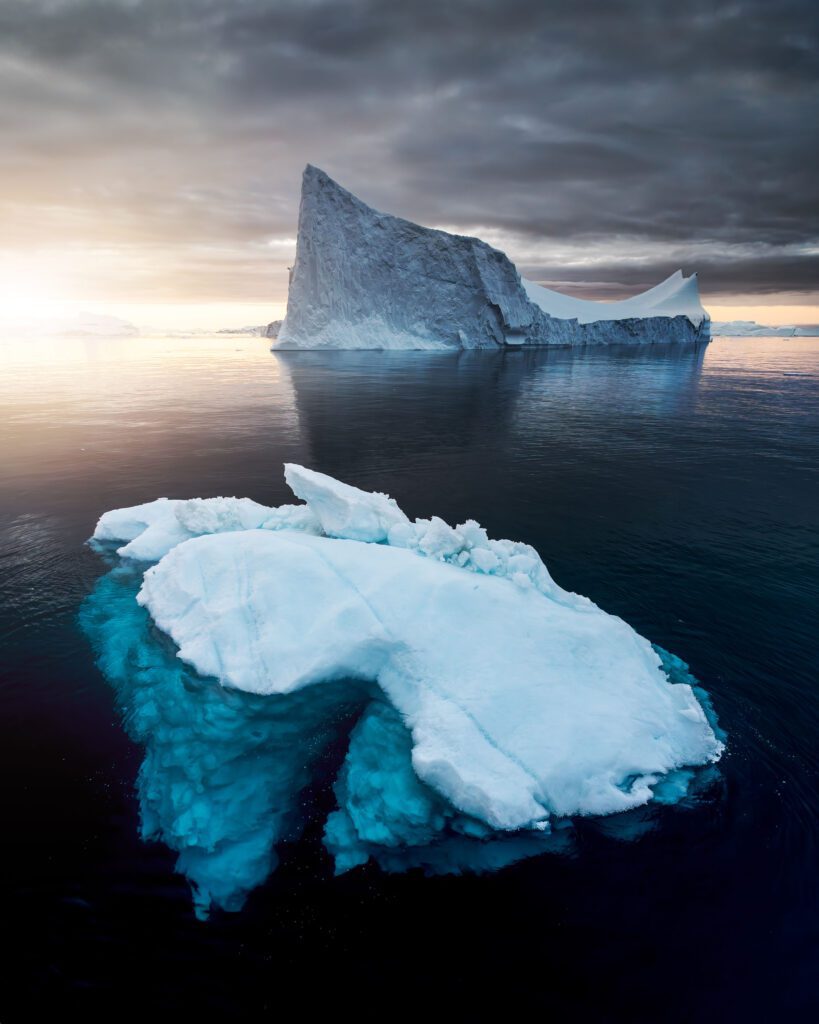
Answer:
275, 344, 709, 476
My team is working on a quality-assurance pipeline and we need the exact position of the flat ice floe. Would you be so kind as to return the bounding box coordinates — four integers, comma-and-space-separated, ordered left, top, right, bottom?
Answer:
86, 466, 723, 915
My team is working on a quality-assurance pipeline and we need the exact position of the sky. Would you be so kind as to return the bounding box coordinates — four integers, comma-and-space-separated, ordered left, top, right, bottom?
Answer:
1, 0, 817, 330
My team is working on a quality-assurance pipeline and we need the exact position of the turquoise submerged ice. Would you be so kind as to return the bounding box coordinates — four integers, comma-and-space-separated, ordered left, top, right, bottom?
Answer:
83, 465, 724, 917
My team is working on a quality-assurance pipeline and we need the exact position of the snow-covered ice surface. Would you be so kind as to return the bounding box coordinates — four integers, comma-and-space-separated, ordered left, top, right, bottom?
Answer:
274, 166, 709, 350
84, 466, 723, 917
522, 270, 705, 327
94, 494, 320, 561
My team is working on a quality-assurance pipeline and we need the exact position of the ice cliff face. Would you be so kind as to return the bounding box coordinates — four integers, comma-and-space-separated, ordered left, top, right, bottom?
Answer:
86, 466, 723, 916
274, 166, 709, 350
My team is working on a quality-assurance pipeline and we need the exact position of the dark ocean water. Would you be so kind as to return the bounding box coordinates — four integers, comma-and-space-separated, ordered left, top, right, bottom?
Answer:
0, 334, 817, 1020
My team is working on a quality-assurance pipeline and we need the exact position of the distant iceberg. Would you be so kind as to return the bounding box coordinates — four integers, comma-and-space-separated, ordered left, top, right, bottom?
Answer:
64, 311, 140, 335
711, 320, 819, 337
85, 466, 723, 917
273, 166, 709, 350
6, 310, 141, 338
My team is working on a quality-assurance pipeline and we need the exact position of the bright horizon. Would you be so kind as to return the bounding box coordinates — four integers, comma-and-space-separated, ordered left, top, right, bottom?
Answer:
3, 302, 818, 334
4, 299, 817, 334
1, 264, 817, 333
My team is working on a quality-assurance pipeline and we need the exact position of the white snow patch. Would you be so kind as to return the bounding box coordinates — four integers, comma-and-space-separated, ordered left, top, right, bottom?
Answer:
522, 270, 707, 328
93, 495, 320, 561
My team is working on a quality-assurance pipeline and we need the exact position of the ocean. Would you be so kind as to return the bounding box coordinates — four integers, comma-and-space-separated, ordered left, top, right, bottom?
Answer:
1, 334, 817, 1019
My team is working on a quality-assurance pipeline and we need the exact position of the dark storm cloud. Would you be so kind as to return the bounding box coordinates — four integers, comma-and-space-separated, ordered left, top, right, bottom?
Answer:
1, 0, 817, 303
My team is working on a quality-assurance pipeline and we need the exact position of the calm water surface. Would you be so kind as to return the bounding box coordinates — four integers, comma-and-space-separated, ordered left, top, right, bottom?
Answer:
0, 335, 817, 1019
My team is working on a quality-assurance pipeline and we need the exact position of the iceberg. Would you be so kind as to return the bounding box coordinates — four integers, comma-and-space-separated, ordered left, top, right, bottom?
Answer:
7, 310, 142, 338
711, 320, 819, 337
68, 312, 140, 337
273, 166, 709, 350
85, 466, 723, 916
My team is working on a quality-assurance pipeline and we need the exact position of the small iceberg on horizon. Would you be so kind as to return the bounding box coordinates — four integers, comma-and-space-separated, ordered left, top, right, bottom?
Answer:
82, 466, 724, 917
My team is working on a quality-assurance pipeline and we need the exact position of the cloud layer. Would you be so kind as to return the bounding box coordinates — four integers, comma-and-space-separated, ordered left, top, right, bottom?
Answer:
1, 0, 817, 306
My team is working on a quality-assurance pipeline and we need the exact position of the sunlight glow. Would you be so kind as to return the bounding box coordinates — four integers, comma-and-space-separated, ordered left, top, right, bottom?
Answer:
0, 253, 72, 327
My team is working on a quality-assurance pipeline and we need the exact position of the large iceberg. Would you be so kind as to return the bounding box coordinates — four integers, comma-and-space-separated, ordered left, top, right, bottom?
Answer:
84, 466, 723, 916
272, 166, 709, 350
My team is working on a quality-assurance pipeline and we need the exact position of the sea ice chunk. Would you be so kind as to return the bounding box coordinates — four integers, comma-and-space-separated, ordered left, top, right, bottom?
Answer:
135, 526, 721, 828
284, 463, 408, 542
86, 465, 724, 914
93, 495, 320, 560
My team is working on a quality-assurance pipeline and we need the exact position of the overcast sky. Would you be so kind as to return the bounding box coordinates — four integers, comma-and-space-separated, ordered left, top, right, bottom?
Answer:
1, 0, 817, 322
